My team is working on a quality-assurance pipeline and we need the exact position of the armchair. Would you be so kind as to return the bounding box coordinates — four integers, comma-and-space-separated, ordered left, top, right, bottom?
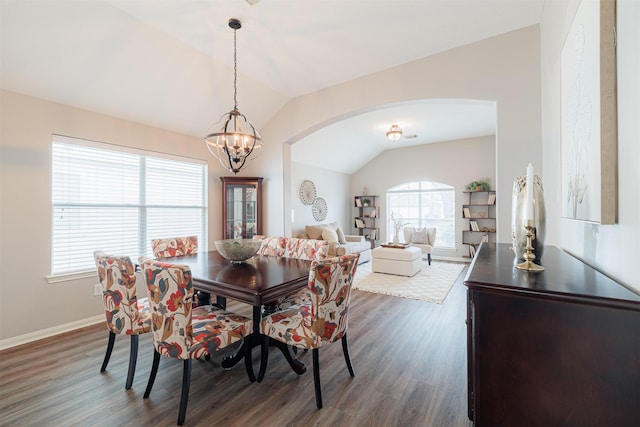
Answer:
403, 226, 436, 265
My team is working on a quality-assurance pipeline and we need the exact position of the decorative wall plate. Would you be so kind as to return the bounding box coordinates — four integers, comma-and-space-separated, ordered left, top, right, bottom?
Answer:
299, 180, 317, 205
312, 197, 327, 221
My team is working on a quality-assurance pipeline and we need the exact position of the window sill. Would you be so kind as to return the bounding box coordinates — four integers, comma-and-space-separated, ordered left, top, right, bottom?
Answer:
47, 270, 96, 284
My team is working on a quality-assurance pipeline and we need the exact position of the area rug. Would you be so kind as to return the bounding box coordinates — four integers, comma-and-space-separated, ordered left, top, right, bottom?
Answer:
352, 261, 466, 304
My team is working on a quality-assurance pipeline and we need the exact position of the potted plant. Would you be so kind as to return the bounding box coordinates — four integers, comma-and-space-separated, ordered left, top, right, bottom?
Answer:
466, 180, 490, 192
362, 198, 370, 207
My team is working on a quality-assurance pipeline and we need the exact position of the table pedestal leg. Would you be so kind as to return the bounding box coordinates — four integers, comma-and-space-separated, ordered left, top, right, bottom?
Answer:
270, 339, 307, 375
261, 302, 307, 375
221, 303, 307, 376
221, 305, 261, 369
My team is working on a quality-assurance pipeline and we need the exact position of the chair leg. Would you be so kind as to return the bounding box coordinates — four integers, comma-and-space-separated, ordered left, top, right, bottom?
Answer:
215, 295, 226, 310
257, 335, 270, 382
143, 350, 161, 398
177, 359, 192, 426
312, 349, 322, 409
100, 331, 116, 373
125, 335, 139, 389
428, 254, 432, 265
341, 334, 355, 377
244, 337, 256, 383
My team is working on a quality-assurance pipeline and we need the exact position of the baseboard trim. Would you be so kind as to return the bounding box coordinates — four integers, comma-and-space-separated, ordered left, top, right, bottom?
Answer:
0, 315, 104, 351
432, 255, 470, 263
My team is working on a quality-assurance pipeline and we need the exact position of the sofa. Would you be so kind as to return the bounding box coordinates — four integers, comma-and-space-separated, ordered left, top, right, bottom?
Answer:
297, 222, 371, 264
403, 225, 436, 265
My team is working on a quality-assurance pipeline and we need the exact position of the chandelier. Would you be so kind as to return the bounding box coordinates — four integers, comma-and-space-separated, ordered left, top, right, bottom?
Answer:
386, 124, 403, 141
204, 19, 262, 174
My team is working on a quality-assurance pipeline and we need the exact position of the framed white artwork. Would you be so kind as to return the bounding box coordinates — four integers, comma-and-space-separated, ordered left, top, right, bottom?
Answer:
561, 0, 617, 224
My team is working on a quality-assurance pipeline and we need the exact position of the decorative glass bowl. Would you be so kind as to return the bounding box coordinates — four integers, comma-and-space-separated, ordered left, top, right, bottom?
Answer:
214, 238, 262, 263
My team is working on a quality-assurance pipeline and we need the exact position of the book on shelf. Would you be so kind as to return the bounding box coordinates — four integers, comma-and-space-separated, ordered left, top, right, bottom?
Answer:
469, 245, 476, 257
463, 207, 471, 218
487, 193, 496, 205
481, 234, 489, 243
355, 218, 365, 228
470, 220, 479, 231
370, 209, 377, 218
355, 198, 362, 207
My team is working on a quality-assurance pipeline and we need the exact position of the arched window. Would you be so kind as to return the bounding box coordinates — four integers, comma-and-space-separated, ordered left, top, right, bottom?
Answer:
387, 181, 455, 248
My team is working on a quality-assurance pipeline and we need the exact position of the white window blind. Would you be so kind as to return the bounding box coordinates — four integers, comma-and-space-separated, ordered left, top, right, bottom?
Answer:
51, 136, 208, 276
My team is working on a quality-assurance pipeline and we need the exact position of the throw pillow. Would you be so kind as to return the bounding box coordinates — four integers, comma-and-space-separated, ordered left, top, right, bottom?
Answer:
306, 222, 339, 240
413, 227, 429, 244
305, 224, 325, 240
322, 226, 339, 243
336, 227, 347, 244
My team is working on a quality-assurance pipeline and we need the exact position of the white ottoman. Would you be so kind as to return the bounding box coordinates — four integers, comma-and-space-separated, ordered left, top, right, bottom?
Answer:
371, 246, 422, 276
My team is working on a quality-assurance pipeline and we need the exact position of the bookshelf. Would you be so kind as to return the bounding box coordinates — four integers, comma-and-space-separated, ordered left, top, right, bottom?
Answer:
462, 191, 496, 257
354, 195, 379, 249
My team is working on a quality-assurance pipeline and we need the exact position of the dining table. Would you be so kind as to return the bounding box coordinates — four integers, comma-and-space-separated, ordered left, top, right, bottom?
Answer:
161, 250, 312, 376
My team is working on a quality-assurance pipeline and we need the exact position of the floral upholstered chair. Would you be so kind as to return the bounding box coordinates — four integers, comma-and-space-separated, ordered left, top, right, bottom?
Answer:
151, 235, 213, 307
256, 236, 288, 257
286, 237, 330, 260
151, 236, 198, 258
138, 256, 253, 426
256, 236, 330, 261
94, 251, 152, 390
257, 236, 331, 309
257, 253, 360, 409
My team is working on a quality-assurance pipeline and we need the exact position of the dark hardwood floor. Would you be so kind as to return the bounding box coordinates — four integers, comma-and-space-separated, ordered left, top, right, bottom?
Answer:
0, 265, 472, 427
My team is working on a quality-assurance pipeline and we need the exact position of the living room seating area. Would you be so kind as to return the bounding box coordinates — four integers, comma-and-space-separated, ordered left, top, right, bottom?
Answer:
297, 222, 371, 264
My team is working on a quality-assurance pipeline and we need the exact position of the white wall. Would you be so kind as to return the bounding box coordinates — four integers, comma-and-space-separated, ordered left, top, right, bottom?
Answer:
352, 136, 495, 259
267, 26, 541, 246
0, 90, 230, 344
290, 162, 351, 237
540, 0, 639, 290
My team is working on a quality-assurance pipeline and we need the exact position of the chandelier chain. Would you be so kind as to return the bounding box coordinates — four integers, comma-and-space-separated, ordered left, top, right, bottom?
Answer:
204, 18, 262, 174
233, 26, 238, 110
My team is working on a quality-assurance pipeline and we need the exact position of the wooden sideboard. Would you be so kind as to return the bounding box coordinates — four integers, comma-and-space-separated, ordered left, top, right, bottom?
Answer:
464, 243, 640, 426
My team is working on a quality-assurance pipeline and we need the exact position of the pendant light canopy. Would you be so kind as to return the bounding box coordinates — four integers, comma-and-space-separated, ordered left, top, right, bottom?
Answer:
386, 124, 403, 141
204, 18, 262, 174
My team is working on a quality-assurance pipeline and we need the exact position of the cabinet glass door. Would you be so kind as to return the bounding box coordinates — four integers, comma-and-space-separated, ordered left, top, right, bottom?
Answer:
220, 177, 263, 239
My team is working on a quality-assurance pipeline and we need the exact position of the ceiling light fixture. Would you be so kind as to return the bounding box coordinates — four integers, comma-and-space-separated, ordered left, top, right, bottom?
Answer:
204, 18, 262, 174
386, 124, 403, 141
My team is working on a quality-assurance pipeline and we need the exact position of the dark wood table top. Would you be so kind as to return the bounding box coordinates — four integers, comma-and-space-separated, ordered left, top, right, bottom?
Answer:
465, 243, 640, 310
162, 250, 312, 306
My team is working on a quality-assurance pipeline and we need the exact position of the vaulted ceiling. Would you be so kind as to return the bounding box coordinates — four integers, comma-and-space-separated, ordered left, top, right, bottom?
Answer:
1, 0, 545, 173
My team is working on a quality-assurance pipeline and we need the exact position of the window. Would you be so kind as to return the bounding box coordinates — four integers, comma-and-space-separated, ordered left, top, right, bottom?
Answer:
387, 181, 455, 248
51, 135, 208, 276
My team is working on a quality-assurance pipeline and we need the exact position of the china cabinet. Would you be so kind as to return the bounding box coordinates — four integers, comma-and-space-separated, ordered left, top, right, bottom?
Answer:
220, 177, 263, 239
